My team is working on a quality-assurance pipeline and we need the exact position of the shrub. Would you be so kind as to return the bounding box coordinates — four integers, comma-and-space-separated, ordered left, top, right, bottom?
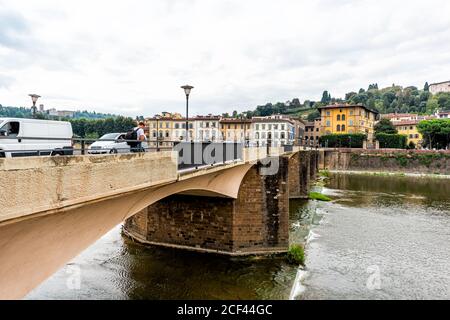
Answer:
376, 133, 407, 149
309, 192, 332, 201
287, 244, 305, 265
320, 133, 367, 148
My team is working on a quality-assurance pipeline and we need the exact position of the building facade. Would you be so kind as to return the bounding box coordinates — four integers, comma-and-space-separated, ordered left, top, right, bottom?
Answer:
194, 115, 221, 142
319, 104, 379, 141
145, 112, 195, 147
392, 120, 423, 147
219, 118, 252, 145
251, 115, 295, 147
429, 81, 450, 94
303, 118, 321, 147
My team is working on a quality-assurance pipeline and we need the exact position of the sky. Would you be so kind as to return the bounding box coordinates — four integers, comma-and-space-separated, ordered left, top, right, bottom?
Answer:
0, 0, 449, 117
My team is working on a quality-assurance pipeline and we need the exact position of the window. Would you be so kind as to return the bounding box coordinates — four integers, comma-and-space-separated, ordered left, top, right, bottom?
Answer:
262, 132, 266, 139
409, 134, 413, 138
415, 134, 419, 138
326, 111, 330, 116
342, 125, 345, 131
350, 110, 354, 115
342, 115, 346, 121
316, 128, 319, 132
349, 119, 354, 126
410, 126, 413, 130
326, 120, 331, 126
337, 125, 341, 132
262, 124, 266, 130
337, 115, 341, 121
256, 124, 259, 130
281, 132, 285, 139
274, 124, 278, 130
165, 122, 169, 128
255, 132, 259, 139
281, 124, 285, 130
206, 122, 210, 128
268, 124, 272, 130
165, 130, 169, 138
175, 123, 180, 129
189, 123, 193, 129
275, 132, 279, 139
152, 131, 156, 138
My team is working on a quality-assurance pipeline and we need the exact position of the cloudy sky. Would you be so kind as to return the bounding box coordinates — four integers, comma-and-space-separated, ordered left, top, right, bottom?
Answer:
0, 0, 449, 117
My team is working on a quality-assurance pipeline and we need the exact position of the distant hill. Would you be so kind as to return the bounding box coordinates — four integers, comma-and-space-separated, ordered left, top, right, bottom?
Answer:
0, 105, 118, 120
231, 83, 450, 122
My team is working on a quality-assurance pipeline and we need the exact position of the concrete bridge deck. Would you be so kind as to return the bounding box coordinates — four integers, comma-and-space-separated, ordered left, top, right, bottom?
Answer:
0, 147, 318, 299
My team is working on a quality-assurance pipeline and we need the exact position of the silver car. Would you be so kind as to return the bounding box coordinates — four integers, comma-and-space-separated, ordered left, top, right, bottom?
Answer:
87, 133, 130, 154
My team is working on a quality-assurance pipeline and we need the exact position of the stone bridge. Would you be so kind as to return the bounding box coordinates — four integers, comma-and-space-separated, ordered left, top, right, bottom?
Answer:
0, 147, 318, 299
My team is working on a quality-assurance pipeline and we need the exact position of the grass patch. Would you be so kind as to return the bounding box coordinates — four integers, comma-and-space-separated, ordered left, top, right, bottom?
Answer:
319, 169, 330, 178
309, 192, 332, 202
287, 244, 305, 265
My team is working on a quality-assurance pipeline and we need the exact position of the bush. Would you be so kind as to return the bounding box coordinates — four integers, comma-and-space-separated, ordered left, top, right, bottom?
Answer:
309, 192, 332, 201
320, 134, 367, 148
287, 244, 305, 265
376, 133, 407, 149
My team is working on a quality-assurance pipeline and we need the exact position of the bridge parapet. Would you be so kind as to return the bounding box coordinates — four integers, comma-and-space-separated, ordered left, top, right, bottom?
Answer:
0, 152, 178, 224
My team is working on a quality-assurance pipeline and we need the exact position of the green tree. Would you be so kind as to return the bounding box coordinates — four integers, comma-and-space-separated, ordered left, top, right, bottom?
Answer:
424, 82, 429, 92
417, 119, 450, 149
321, 91, 331, 104
374, 118, 398, 134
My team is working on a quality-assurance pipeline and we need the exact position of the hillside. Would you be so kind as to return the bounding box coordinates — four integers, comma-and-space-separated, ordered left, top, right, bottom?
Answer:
233, 83, 450, 121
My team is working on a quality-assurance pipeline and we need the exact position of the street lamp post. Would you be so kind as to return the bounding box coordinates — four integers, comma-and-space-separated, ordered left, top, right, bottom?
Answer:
181, 85, 194, 142
29, 94, 41, 119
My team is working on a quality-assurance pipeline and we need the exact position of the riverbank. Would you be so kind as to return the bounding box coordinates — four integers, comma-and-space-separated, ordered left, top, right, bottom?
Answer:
320, 149, 450, 174
327, 170, 450, 179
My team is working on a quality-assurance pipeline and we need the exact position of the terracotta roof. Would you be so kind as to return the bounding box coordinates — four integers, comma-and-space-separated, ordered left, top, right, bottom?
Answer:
381, 113, 418, 119
219, 118, 252, 123
430, 80, 450, 86
251, 118, 294, 124
392, 120, 421, 126
318, 104, 379, 114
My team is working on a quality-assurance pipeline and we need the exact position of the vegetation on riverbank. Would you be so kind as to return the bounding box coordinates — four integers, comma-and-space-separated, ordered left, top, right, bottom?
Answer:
287, 244, 305, 265
309, 192, 332, 202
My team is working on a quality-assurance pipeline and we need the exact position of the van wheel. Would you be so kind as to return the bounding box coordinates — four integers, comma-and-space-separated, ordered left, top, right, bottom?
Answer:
110, 148, 118, 154
51, 151, 63, 156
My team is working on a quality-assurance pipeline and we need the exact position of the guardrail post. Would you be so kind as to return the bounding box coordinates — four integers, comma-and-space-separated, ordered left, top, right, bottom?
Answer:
81, 140, 85, 155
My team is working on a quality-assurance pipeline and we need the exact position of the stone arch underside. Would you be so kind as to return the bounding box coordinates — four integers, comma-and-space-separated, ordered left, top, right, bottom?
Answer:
0, 163, 254, 300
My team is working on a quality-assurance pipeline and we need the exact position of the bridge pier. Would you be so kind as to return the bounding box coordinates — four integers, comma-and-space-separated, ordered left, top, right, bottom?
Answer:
124, 156, 290, 255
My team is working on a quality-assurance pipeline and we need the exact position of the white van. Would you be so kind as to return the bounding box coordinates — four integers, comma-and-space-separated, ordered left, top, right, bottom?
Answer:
0, 118, 73, 158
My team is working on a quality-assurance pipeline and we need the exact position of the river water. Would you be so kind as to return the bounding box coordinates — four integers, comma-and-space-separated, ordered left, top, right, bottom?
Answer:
26, 173, 450, 300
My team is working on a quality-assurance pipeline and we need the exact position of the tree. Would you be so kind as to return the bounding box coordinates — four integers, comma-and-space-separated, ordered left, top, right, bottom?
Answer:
417, 119, 450, 149
321, 91, 331, 104
424, 82, 429, 92
374, 118, 397, 134
307, 109, 320, 122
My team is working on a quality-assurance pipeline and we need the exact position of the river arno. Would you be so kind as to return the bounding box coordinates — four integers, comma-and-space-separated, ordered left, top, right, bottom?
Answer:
26, 173, 450, 300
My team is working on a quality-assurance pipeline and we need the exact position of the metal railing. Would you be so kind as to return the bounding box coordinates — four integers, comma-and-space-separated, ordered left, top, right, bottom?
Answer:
0, 136, 246, 171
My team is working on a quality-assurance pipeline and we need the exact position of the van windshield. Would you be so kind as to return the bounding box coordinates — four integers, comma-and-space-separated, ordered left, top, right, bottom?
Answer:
99, 133, 119, 140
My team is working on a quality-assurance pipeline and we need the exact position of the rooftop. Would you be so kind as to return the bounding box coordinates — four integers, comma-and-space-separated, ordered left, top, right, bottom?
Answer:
429, 80, 450, 86
318, 104, 379, 114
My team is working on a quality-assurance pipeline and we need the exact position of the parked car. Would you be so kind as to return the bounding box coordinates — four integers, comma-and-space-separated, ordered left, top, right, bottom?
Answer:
0, 118, 73, 158
88, 133, 131, 154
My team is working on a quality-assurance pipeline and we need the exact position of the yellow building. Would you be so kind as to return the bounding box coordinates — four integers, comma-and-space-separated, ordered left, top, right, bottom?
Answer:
393, 120, 422, 147
318, 104, 379, 141
144, 112, 194, 147
219, 118, 252, 144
